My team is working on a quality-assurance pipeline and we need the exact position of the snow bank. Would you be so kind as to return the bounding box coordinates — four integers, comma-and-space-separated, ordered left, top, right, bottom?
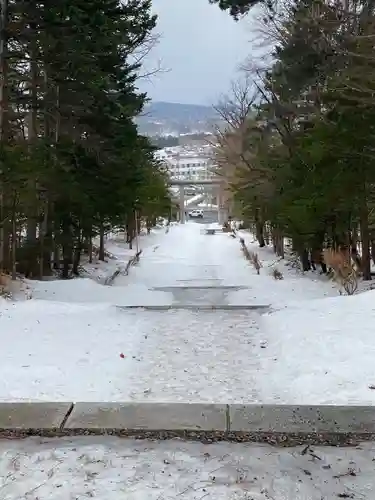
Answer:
227, 231, 336, 306
0, 300, 141, 401
20, 227, 173, 306
260, 290, 375, 404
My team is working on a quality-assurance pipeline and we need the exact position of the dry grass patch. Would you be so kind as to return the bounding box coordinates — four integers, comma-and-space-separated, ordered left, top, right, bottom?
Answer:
0, 273, 32, 300
322, 248, 359, 295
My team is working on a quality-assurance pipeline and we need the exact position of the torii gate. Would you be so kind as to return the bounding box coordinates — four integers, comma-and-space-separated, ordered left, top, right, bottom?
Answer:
169, 178, 227, 225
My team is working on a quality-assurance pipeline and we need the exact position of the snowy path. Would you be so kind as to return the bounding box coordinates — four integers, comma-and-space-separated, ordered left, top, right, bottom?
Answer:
113, 223, 335, 307
110, 224, 265, 402
113, 222, 255, 295
1, 436, 374, 500
123, 309, 262, 402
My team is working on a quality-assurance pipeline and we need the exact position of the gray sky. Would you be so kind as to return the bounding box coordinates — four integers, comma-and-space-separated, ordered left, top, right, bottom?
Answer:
139, 0, 252, 106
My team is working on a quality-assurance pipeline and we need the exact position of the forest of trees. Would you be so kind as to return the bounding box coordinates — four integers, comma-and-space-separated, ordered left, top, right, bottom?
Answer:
213, 0, 375, 281
0, 0, 171, 280
151, 136, 179, 148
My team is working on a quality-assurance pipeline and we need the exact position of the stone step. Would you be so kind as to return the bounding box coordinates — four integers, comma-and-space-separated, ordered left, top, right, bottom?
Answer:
152, 285, 249, 291
116, 304, 269, 311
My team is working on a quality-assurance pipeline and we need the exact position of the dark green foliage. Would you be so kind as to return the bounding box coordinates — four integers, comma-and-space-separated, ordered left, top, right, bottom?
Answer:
217, 0, 375, 279
0, 0, 170, 277
208, 0, 261, 18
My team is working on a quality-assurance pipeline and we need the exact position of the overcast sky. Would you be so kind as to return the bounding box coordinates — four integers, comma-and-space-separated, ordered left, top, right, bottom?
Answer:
138, 0, 253, 106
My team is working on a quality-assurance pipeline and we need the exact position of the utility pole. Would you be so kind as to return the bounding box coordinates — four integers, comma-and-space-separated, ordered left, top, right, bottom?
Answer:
0, 0, 9, 273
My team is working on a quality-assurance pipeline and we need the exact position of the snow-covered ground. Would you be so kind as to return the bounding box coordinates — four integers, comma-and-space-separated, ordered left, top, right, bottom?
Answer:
1, 436, 374, 499
29, 228, 173, 306
228, 230, 336, 307
0, 221, 375, 404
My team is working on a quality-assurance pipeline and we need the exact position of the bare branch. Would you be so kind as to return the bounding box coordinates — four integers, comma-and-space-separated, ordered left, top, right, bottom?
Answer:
214, 76, 258, 129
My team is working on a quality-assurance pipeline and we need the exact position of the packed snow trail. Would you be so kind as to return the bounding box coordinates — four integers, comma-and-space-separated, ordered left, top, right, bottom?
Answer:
108, 223, 263, 402
114, 222, 334, 307
113, 221, 243, 296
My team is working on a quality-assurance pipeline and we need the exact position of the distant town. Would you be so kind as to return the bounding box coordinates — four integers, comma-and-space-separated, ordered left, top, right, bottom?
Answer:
137, 101, 222, 214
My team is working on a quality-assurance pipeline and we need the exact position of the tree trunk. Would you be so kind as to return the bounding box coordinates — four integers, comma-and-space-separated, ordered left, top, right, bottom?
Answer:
264, 223, 270, 245
277, 232, 284, 258
52, 227, 60, 270
88, 235, 93, 263
300, 249, 311, 272
0, 0, 9, 272
360, 195, 371, 280
62, 252, 70, 279
256, 223, 265, 247
26, 24, 39, 274
137, 214, 141, 234
272, 227, 284, 258
42, 205, 53, 275
61, 222, 72, 279
254, 208, 265, 247
1, 216, 11, 273
127, 218, 135, 250
146, 217, 152, 235
72, 230, 82, 276
272, 227, 277, 254
371, 238, 375, 265
11, 208, 16, 280
39, 216, 45, 280
99, 222, 105, 261
311, 229, 326, 273
301, 249, 311, 272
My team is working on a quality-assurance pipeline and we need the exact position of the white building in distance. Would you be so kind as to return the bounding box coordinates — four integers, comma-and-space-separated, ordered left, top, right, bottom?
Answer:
155, 145, 216, 181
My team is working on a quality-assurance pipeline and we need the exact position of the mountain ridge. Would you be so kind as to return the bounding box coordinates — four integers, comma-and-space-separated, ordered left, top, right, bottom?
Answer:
136, 101, 220, 136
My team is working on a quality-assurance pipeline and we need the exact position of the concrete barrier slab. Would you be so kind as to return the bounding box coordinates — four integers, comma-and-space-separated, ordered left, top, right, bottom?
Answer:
152, 286, 249, 291
117, 304, 269, 311
229, 405, 375, 433
66, 403, 227, 431
0, 403, 72, 429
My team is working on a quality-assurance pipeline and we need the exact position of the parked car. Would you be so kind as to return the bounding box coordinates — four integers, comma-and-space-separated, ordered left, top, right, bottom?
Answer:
188, 209, 203, 218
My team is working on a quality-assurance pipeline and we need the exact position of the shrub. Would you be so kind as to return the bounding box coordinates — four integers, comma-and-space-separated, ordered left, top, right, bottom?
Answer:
0, 273, 32, 300
239, 239, 262, 273
271, 267, 284, 280
322, 248, 359, 295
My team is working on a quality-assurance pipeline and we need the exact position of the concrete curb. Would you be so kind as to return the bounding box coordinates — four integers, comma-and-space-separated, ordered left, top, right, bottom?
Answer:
1, 403, 375, 445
